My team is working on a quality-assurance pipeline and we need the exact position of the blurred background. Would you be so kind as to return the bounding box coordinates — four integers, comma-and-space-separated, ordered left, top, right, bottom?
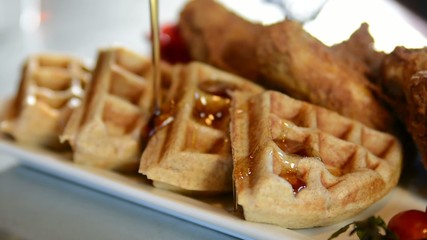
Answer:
396, 0, 427, 24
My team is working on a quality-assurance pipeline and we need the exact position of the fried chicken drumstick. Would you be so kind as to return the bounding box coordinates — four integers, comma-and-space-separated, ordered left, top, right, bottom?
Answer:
178, 0, 395, 132
379, 47, 427, 167
331, 23, 385, 83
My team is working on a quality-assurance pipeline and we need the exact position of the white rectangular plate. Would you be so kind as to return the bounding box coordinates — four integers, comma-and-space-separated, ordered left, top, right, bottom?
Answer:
0, 135, 426, 240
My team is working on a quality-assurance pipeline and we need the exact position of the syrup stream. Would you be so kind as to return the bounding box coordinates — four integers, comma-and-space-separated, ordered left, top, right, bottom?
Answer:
149, 0, 161, 111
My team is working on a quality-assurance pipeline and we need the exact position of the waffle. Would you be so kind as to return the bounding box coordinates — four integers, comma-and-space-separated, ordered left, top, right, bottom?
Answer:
231, 91, 402, 228
139, 62, 264, 193
0, 54, 90, 149
61, 47, 172, 171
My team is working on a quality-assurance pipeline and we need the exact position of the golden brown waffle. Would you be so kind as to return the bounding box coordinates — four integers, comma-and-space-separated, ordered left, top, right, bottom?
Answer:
231, 91, 402, 228
0, 53, 90, 149
139, 62, 263, 193
61, 47, 171, 171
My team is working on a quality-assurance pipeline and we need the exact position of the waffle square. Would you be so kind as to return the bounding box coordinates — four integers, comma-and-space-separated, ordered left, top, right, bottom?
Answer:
139, 62, 263, 193
61, 47, 171, 171
1, 54, 90, 149
231, 91, 402, 228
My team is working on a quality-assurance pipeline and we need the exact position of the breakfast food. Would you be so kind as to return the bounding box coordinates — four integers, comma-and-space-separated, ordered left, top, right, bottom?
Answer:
0, 53, 90, 149
377, 47, 427, 168
330, 23, 385, 83
178, 0, 261, 80
61, 47, 171, 171
231, 91, 402, 228
178, 0, 395, 132
0, 0, 422, 234
139, 62, 263, 193
256, 21, 395, 131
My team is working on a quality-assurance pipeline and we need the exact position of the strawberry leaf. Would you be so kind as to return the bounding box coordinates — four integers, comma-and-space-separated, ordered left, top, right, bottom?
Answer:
328, 216, 399, 240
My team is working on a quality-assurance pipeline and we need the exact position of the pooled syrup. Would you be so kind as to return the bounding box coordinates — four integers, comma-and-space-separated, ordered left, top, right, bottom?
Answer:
193, 91, 230, 129
192, 80, 236, 129
273, 138, 321, 194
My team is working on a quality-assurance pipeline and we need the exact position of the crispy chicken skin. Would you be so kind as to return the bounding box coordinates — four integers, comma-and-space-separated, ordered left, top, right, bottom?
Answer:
408, 71, 427, 168
179, 0, 262, 80
179, 0, 395, 132
379, 47, 427, 167
331, 23, 385, 83
256, 21, 394, 131
380, 47, 427, 111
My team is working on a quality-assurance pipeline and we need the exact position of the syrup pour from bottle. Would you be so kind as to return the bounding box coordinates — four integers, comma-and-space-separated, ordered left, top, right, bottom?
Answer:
146, 0, 174, 138
149, 0, 162, 114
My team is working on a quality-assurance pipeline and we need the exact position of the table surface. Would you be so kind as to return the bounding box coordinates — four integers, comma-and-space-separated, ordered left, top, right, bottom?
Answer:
0, 0, 426, 239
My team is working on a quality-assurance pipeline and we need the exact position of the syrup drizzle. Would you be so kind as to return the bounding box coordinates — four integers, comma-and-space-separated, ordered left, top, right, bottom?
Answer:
146, 99, 176, 137
193, 80, 236, 129
193, 91, 231, 129
194, 80, 238, 209
147, 0, 171, 138
149, 0, 161, 111
273, 139, 321, 194
279, 167, 306, 194
274, 138, 321, 159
